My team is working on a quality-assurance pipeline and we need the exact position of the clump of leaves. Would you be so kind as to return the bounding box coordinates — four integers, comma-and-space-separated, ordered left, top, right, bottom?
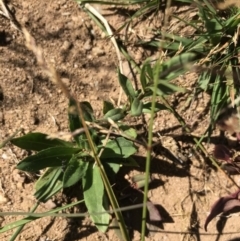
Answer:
6, 43, 199, 240
11, 98, 137, 233
205, 189, 240, 231
205, 145, 240, 231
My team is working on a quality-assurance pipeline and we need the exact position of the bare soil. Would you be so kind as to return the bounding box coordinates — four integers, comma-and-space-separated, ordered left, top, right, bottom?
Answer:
1, 1, 240, 241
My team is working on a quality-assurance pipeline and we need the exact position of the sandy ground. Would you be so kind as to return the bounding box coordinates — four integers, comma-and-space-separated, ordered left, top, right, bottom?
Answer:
1, 1, 240, 240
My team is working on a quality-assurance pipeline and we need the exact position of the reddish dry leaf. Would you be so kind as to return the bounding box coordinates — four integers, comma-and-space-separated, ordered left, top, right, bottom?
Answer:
236, 133, 240, 141
221, 163, 240, 175
205, 189, 240, 231
213, 145, 232, 162
223, 199, 240, 212
213, 145, 240, 175
146, 201, 162, 221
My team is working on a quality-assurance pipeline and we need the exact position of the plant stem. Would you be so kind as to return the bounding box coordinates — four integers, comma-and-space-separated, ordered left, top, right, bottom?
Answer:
141, 61, 160, 240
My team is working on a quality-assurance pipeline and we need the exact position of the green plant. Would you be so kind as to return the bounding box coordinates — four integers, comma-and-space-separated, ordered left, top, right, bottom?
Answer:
3, 0, 240, 239
7, 48, 196, 236
78, 0, 240, 236
10, 98, 137, 233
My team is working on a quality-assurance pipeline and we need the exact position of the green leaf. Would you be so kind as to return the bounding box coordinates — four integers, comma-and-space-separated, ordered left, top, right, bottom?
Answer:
158, 52, 197, 80
205, 19, 222, 33
63, 156, 89, 188
68, 99, 95, 147
140, 39, 183, 51
158, 82, 186, 94
105, 157, 139, 167
102, 162, 120, 183
11, 133, 73, 151
148, 83, 184, 96
122, 156, 139, 167
140, 61, 150, 89
142, 102, 168, 113
197, 3, 223, 44
131, 98, 143, 116
131, 173, 151, 189
80, 101, 95, 122
103, 108, 125, 121
68, 98, 82, 144
118, 125, 137, 139
198, 71, 211, 91
225, 12, 240, 30
83, 164, 109, 232
34, 167, 63, 202
210, 75, 227, 121
17, 147, 81, 172
101, 137, 137, 159
118, 69, 136, 99
101, 157, 138, 186
103, 101, 114, 115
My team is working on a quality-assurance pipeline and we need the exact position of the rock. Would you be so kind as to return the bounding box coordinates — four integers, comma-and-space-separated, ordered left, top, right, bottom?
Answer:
61, 40, 71, 52
61, 77, 70, 86
43, 199, 57, 209
0, 193, 8, 204
83, 39, 92, 51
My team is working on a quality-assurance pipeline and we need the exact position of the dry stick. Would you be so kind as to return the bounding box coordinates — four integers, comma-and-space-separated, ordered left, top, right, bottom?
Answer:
0, 0, 9, 17
80, 3, 127, 162
0, 0, 22, 31
23, 26, 110, 157
75, 100, 130, 241
23, 28, 71, 100
0, 203, 144, 218
48, 124, 147, 147
82, 3, 123, 107
97, 119, 113, 158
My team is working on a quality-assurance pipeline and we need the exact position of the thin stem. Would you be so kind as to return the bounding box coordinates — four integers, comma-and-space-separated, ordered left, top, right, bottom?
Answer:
141, 61, 160, 240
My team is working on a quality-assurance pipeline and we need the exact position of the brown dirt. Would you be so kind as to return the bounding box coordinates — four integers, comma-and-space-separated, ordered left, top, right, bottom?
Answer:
1, 1, 240, 241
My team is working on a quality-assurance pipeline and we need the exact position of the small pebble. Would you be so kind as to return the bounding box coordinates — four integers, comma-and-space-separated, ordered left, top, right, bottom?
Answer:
0, 193, 8, 204
43, 199, 56, 209
83, 39, 92, 51
61, 40, 71, 52
62, 78, 70, 86
1, 153, 8, 160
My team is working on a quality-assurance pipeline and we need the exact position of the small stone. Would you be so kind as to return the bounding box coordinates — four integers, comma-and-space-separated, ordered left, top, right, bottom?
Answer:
80, 93, 85, 99
0, 193, 8, 204
1, 153, 8, 160
83, 39, 92, 51
61, 40, 71, 52
96, 111, 100, 117
43, 199, 56, 209
62, 78, 70, 86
